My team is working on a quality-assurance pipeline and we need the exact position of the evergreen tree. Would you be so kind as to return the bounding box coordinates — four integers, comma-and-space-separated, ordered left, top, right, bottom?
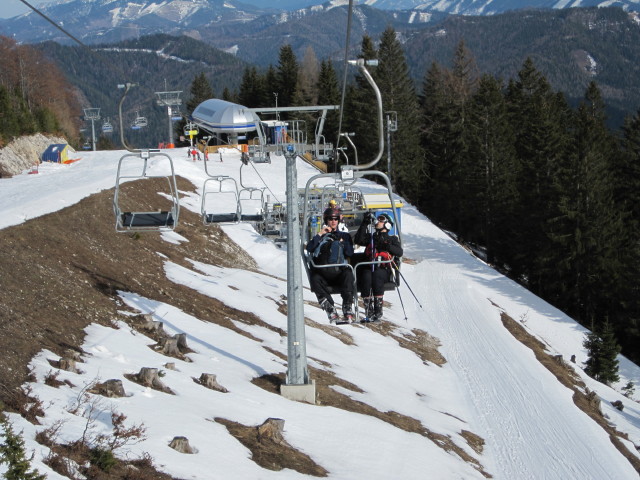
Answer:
466, 74, 518, 264
185, 72, 215, 113
373, 27, 423, 199
276, 44, 299, 112
238, 66, 265, 108
316, 59, 341, 147
420, 43, 479, 233
222, 86, 236, 102
504, 58, 573, 291
179, 72, 215, 144
583, 321, 621, 385
0, 414, 46, 480
553, 82, 624, 322
263, 65, 279, 109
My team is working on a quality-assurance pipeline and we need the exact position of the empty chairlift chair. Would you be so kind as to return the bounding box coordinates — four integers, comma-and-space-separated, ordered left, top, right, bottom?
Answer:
113, 150, 180, 232
201, 176, 241, 224
238, 187, 266, 222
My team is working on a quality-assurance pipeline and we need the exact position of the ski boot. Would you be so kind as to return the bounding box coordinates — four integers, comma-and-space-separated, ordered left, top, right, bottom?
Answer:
320, 298, 340, 323
361, 297, 374, 323
340, 300, 354, 324
370, 296, 384, 322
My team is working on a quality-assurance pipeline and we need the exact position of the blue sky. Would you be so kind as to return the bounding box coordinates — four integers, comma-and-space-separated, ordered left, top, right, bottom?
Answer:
2, 0, 52, 19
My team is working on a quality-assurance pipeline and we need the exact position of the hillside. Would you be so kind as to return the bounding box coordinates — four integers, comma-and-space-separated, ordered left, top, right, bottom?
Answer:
404, 7, 640, 127
0, 147, 639, 479
34, 34, 249, 148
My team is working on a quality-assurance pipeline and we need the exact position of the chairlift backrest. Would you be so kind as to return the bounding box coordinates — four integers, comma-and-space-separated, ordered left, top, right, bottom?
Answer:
113, 151, 180, 232
201, 175, 241, 224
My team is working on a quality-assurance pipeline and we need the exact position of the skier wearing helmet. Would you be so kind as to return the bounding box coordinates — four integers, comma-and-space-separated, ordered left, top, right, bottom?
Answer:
354, 211, 403, 321
306, 206, 355, 323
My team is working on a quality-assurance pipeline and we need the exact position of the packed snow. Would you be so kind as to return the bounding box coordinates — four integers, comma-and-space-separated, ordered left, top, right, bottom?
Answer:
1, 146, 639, 479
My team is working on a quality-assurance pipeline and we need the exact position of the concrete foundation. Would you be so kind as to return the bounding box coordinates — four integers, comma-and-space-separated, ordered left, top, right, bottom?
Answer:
280, 380, 316, 404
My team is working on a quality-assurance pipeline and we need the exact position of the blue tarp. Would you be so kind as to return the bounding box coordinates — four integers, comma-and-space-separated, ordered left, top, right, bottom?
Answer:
41, 144, 68, 163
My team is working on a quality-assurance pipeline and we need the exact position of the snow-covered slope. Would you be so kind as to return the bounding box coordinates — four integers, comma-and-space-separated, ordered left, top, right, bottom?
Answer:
1, 148, 639, 479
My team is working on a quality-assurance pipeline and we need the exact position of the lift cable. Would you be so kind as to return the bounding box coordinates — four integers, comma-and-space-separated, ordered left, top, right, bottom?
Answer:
334, 0, 355, 153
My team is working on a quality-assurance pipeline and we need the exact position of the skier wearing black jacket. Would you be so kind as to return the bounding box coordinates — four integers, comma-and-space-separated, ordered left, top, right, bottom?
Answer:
354, 212, 403, 321
306, 207, 355, 323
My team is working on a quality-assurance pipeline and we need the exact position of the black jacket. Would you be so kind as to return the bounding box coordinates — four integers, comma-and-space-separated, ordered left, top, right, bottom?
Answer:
354, 221, 403, 259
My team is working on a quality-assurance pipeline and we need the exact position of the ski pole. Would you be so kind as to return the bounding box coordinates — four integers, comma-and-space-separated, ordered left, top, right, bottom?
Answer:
393, 262, 423, 309
396, 282, 408, 322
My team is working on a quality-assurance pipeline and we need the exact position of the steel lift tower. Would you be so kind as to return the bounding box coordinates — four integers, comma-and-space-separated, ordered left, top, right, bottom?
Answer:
83, 107, 101, 151
155, 90, 182, 147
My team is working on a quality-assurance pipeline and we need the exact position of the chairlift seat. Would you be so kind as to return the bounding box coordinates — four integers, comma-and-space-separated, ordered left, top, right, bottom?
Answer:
240, 213, 265, 222
120, 211, 175, 229
203, 213, 240, 223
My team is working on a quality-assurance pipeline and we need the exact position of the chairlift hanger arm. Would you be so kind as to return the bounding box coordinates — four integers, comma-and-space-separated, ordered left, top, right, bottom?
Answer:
117, 83, 138, 153
347, 59, 384, 171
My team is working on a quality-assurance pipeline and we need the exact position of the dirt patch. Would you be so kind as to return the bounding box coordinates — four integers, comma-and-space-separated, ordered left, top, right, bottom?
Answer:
252, 370, 490, 478
215, 416, 329, 477
390, 327, 447, 366
0, 176, 258, 406
499, 311, 640, 474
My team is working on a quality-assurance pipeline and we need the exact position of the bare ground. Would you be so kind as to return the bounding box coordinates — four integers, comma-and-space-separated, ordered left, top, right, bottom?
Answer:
0, 176, 483, 478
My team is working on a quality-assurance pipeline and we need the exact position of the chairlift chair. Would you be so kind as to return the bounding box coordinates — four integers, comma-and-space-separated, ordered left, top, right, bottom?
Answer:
131, 111, 147, 130
300, 168, 402, 321
113, 150, 180, 232
201, 175, 241, 224
102, 120, 113, 134
238, 187, 266, 222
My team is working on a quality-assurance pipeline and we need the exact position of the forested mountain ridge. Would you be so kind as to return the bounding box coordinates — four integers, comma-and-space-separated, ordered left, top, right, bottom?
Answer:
33, 34, 249, 149
364, 0, 640, 15
403, 7, 640, 127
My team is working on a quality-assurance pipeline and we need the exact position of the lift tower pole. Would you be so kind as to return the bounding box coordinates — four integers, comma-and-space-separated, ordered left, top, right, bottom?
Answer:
155, 91, 182, 147
280, 145, 315, 404
83, 107, 100, 151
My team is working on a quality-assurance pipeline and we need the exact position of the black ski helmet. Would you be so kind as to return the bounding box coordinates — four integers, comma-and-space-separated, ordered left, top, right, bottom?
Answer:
323, 207, 342, 222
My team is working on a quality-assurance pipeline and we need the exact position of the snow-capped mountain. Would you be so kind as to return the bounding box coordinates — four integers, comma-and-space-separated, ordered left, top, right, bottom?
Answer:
362, 0, 640, 14
0, 0, 271, 45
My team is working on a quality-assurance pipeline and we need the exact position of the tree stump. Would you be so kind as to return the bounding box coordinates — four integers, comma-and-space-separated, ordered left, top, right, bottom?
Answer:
135, 367, 172, 393
169, 436, 194, 454
197, 373, 228, 393
257, 418, 286, 445
142, 314, 165, 335
585, 389, 601, 413
174, 333, 189, 350
165, 362, 176, 371
58, 357, 77, 373
97, 379, 126, 398
157, 338, 181, 357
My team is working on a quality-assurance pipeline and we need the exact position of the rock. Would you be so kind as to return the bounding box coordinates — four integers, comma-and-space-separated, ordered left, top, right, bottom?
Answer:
169, 436, 194, 454
611, 400, 624, 411
0, 133, 69, 177
197, 373, 228, 393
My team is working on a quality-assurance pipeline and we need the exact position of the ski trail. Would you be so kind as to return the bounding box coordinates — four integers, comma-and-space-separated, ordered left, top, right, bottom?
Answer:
406, 260, 635, 479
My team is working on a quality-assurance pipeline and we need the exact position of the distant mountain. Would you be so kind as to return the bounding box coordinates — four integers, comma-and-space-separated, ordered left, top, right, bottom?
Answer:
33, 34, 250, 148
402, 7, 640, 127
362, 0, 640, 14
0, 0, 271, 45
0, 0, 445, 65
